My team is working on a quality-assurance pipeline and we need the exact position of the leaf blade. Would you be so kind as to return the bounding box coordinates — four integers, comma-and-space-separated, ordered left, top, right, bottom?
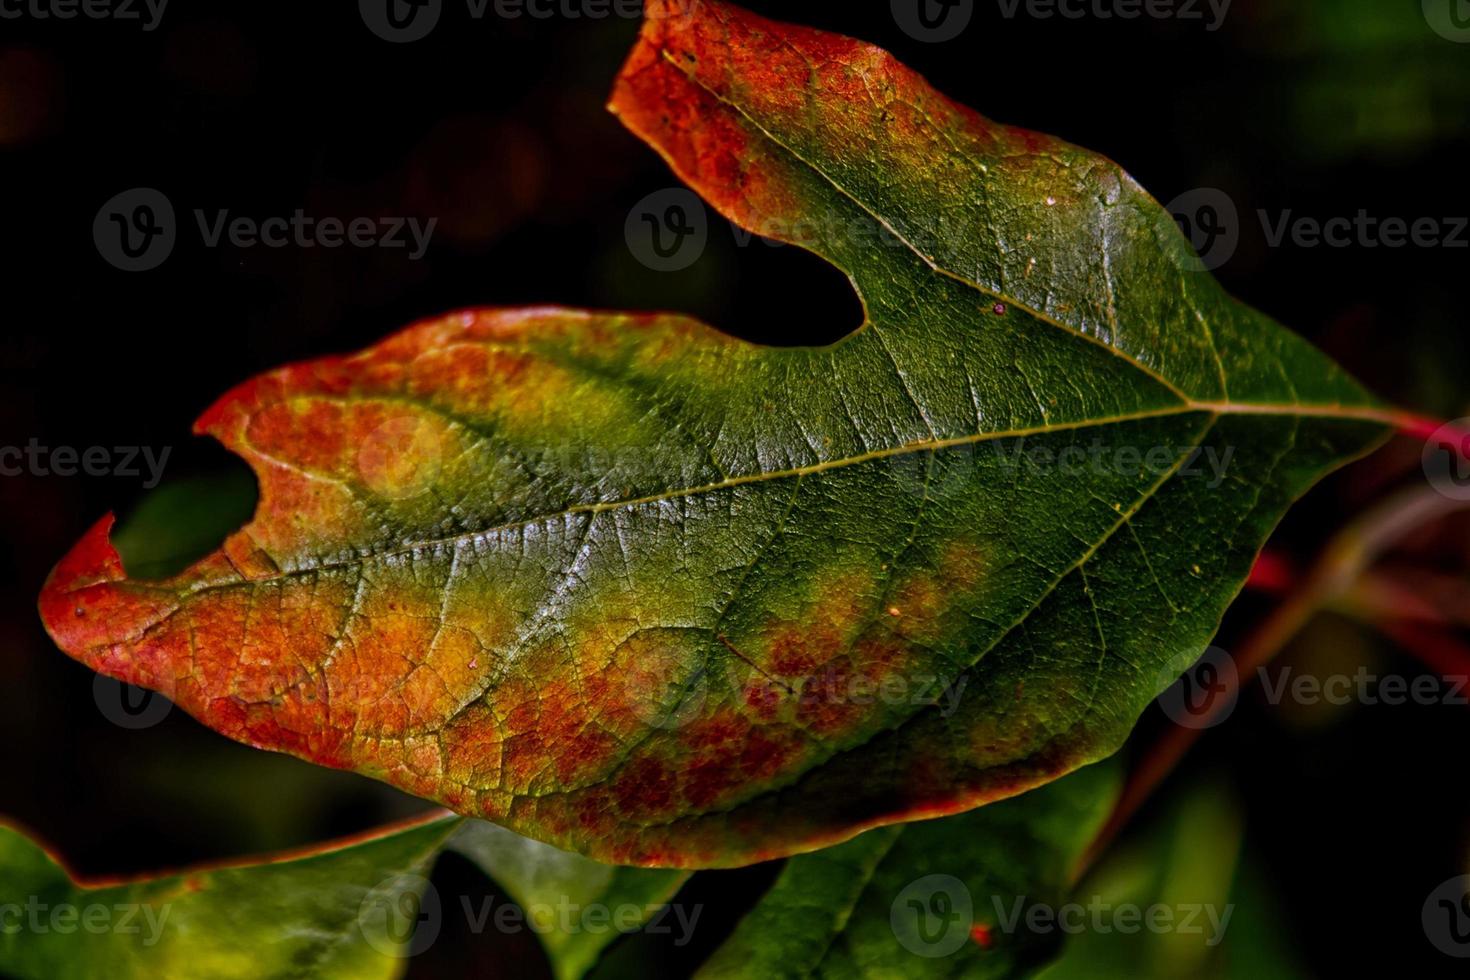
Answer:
41, 1, 1391, 868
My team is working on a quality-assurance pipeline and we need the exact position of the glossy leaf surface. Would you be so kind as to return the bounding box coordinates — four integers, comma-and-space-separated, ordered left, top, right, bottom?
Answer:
41, 0, 1390, 867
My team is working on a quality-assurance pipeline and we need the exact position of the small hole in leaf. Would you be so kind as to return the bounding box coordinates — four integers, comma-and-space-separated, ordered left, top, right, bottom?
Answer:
111, 439, 259, 581
607, 227, 865, 348
602, 178, 866, 347
716, 235, 865, 346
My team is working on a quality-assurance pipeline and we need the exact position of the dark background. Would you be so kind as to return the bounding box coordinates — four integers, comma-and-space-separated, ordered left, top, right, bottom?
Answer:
1, 0, 1467, 976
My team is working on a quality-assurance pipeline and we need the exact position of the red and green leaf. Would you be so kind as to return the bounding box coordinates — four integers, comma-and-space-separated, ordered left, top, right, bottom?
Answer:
40, 0, 1393, 867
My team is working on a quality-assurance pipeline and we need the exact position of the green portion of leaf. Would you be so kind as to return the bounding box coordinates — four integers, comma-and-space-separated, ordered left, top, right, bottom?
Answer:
451, 820, 691, 980
0, 815, 459, 980
698, 761, 1120, 979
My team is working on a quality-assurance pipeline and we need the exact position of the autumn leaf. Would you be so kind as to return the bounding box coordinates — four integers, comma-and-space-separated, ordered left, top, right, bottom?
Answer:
0, 814, 459, 980
41, 0, 1395, 867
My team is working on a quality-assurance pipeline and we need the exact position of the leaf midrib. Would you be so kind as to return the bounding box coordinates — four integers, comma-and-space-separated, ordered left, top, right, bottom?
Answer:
152, 399, 1391, 600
